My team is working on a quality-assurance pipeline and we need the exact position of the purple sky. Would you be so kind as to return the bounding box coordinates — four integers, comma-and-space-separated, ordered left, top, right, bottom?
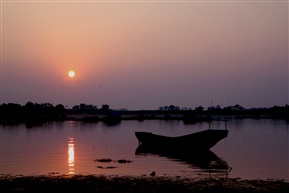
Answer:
1, 1, 288, 110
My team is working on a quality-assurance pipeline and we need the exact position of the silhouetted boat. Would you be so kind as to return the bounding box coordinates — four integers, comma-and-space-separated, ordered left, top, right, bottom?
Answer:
135, 121, 228, 151
103, 111, 121, 126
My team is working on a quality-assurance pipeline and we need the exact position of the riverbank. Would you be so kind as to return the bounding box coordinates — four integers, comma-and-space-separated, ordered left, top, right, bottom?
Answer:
1, 175, 288, 193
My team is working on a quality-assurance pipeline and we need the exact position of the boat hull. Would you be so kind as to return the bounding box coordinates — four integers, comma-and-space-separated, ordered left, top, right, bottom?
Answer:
135, 129, 228, 151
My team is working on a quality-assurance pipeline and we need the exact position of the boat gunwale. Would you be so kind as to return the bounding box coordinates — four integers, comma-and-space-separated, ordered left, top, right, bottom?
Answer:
135, 129, 228, 139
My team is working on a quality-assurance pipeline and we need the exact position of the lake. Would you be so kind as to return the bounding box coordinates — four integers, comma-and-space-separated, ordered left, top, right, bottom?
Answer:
0, 119, 288, 181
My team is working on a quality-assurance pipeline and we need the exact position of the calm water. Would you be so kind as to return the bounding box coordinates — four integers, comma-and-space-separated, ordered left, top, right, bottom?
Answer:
0, 119, 288, 181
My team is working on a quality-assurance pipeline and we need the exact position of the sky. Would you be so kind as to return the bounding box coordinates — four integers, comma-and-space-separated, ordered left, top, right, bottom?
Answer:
0, 0, 288, 110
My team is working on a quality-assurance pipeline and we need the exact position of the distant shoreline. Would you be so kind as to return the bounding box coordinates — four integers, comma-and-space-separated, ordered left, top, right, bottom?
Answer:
1, 103, 288, 127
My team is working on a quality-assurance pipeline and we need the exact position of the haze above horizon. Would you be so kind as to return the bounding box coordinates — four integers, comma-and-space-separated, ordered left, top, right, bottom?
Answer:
1, 1, 288, 110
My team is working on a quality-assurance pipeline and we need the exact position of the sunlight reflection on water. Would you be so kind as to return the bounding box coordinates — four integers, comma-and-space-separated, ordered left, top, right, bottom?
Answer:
68, 137, 75, 174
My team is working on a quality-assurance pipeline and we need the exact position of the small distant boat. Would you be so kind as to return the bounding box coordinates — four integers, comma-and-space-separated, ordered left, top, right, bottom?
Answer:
135, 121, 228, 151
103, 111, 121, 126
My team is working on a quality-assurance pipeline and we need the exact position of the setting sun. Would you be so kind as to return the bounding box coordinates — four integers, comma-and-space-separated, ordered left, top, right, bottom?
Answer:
68, 71, 75, 78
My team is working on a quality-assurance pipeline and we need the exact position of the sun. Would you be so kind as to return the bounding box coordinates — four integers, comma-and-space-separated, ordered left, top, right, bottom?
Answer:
68, 70, 75, 78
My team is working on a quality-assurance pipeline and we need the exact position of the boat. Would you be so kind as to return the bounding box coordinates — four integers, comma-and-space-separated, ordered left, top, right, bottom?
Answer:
103, 111, 121, 126
135, 121, 228, 151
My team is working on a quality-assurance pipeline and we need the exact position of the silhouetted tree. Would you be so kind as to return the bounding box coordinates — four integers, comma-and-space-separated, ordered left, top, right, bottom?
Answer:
56, 104, 65, 111
195, 106, 204, 113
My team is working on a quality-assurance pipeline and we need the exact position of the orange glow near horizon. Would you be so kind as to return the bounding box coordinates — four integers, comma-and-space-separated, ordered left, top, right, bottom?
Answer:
68, 138, 75, 174
2, 3, 287, 109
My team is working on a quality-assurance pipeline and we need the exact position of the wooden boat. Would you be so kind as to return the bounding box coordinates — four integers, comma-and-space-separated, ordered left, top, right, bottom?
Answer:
135, 122, 228, 151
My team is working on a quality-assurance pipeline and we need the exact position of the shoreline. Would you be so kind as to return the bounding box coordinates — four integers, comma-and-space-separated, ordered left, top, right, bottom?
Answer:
1, 103, 288, 127
1, 174, 288, 193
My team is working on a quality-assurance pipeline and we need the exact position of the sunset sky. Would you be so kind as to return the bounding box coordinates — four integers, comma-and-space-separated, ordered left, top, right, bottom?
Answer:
1, 0, 288, 110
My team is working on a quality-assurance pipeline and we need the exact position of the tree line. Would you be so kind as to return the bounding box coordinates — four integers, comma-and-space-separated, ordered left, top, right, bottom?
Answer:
1, 102, 288, 126
159, 104, 289, 117
0, 102, 66, 126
